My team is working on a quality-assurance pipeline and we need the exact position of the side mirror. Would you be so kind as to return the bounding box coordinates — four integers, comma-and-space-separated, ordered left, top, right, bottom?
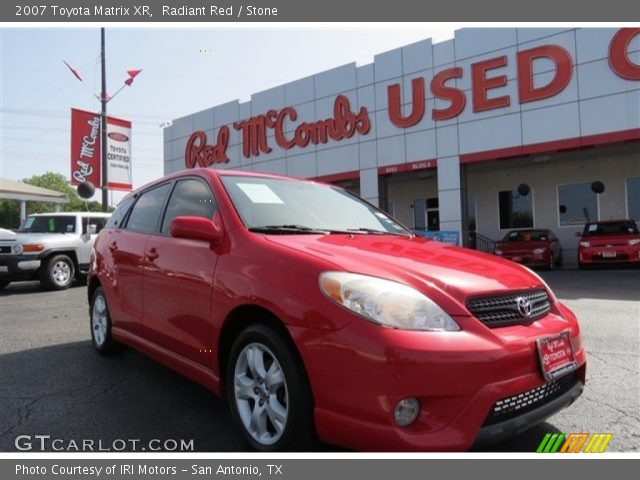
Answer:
170, 216, 223, 245
575, 231, 582, 238
88, 224, 98, 235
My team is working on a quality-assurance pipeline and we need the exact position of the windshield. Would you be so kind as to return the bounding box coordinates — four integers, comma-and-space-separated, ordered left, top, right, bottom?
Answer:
221, 176, 409, 235
19, 215, 76, 234
582, 221, 638, 236
502, 230, 549, 242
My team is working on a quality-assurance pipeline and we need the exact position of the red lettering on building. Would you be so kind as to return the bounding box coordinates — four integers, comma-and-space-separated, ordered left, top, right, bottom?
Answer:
388, 77, 426, 128
184, 128, 230, 168
472, 55, 510, 112
232, 94, 370, 158
518, 45, 573, 103
609, 28, 640, 80
430, 67, 466, 120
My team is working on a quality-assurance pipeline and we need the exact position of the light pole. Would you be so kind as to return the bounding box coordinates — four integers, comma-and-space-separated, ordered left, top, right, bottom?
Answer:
100, 27, 108, 212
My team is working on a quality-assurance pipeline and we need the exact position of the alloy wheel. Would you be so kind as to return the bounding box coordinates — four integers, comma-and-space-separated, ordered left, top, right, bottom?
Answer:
92, 294, 108, 347
52, 261, 71, 286
233, 342, 289, 446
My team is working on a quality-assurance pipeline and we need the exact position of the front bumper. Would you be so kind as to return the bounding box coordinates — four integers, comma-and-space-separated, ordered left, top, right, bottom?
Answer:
499, 253, 549, 267
290, 309, 586, 451
579, 246, 640, 264
0, 255, 42, 280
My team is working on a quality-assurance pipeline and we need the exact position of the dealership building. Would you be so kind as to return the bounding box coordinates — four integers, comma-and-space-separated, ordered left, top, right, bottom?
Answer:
163, 28, 640, 265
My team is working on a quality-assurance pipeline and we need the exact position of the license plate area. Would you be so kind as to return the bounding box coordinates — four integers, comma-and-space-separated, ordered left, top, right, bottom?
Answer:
536, 331, 578, 381
602, 251, 616, 258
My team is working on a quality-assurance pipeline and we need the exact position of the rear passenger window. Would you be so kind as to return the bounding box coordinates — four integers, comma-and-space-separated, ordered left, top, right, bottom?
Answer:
82, 217, 107, 234
161, 179, 217, 233
125, 183, 171, 233
105, 196, 134, 229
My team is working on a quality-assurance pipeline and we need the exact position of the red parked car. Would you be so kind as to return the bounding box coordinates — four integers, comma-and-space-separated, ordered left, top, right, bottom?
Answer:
88, 169, 585, 451
495, 229, 563, 270
577, 220, 640, 268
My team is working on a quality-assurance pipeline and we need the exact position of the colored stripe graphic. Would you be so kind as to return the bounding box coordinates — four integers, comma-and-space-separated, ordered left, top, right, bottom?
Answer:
537, 433, 552, 453
539, 433, 612, 453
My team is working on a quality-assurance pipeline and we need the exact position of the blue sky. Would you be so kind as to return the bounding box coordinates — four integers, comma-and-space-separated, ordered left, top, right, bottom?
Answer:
1, 26, 453, 203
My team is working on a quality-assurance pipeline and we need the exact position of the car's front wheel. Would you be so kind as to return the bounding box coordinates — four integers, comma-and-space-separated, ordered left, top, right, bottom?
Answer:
40, 254, 75, 290
226, 324, 315, 451
0, 280, 10, 290
90, 287, 120, 354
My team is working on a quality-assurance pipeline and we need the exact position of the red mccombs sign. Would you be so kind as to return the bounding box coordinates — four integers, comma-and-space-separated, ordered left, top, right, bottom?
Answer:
185, 28, 640, 168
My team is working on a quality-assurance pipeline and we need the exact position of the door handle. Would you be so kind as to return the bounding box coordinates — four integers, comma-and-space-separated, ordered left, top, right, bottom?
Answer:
146, 248, 159, 261
108, 241, 118, 253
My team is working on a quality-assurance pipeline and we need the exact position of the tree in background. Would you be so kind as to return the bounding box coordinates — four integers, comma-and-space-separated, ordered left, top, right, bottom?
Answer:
0, 172, 109, 229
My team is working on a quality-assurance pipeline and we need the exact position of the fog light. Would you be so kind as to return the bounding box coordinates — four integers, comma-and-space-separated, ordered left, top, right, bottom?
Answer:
12, 244, 23, 254
394, 398, 420, 427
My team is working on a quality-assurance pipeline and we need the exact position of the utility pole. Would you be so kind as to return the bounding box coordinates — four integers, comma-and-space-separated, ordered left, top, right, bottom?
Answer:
100, 27, 108, 212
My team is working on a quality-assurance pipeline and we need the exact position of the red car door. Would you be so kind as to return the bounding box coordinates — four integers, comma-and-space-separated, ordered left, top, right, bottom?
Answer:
111, 182, 172, 336
142, 177, 220, 365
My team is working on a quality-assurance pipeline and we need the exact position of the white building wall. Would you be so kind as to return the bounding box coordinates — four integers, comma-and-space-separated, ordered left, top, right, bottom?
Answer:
164, 28, 640, 242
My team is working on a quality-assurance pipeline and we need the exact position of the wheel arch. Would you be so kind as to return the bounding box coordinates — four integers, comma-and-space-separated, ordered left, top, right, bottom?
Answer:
217, 304, 312, 399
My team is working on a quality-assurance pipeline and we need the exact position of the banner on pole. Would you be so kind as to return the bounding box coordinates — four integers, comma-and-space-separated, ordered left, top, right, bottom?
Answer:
70, 109, 133, 191
70, 108, 102, 187
106, 116, 133, 191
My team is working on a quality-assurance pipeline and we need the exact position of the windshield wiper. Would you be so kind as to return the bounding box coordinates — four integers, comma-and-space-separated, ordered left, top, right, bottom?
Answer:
249, 224, 329, 234
346, 228, 410, 237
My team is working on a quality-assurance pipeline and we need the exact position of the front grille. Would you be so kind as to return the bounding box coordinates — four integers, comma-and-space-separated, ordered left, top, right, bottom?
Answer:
483, 373, 579, 426
0, 246, 11, 254
466, 289, 550, 327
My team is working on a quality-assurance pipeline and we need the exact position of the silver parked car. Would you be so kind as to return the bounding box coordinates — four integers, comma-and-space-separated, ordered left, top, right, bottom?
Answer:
0, 212, 111, 290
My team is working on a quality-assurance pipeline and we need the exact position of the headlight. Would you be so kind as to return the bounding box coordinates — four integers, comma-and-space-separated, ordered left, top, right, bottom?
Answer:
319, 271, 460, 331
628, 238, 640, 246
12, 244, 23, 254
579, 241, 590, 248
533, 248, 546, 254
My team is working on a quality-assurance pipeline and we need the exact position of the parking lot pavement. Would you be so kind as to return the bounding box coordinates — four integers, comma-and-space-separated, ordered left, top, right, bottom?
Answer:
1, 269, 638, 452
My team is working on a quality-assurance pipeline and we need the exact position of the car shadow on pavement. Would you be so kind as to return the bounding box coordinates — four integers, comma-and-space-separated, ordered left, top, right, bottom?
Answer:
539, 269, 640, 302
0, 281, 85, 297
0, 340, 562, 453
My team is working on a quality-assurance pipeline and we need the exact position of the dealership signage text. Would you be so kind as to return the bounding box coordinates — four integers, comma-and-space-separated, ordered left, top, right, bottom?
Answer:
185, 28, 640, 168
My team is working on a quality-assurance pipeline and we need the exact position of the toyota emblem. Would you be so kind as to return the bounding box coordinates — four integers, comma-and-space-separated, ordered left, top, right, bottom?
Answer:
516, 297, 532, 318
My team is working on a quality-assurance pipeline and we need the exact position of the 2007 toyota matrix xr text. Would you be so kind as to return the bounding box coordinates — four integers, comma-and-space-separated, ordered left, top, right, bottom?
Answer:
87, 168, 586, 451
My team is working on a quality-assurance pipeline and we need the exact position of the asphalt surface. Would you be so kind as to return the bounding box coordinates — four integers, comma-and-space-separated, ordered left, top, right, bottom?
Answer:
1, 269, 638, 452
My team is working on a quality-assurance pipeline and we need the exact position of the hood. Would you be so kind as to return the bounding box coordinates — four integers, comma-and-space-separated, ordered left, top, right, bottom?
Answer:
582, 233, 640, 246
264, 234, 544, 315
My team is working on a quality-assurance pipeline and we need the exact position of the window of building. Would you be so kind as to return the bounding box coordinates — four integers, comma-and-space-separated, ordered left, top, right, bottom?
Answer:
161, 179, 217, 234
558, 183, 598, 227
627, 177, 640, 221
125, 183, 171, 233
498, 190, 533, 229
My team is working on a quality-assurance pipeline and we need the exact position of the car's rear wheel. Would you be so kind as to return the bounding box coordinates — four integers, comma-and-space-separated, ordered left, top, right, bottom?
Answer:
40, 254, 75, 290
90, 287, 120, 354
226, 324, 315, 451
0, 280, 10, 290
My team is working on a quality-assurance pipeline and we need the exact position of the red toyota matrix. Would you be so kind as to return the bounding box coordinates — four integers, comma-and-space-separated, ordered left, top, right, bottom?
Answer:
577, 220, 640, 268
88, 169, 586, 451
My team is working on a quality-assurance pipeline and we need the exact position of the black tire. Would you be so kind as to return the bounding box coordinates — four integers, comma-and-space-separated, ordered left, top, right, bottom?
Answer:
39, 254, 75, 290
90, 287, 120, 355
0, 280, 10, 290
226, 324, 315, 452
